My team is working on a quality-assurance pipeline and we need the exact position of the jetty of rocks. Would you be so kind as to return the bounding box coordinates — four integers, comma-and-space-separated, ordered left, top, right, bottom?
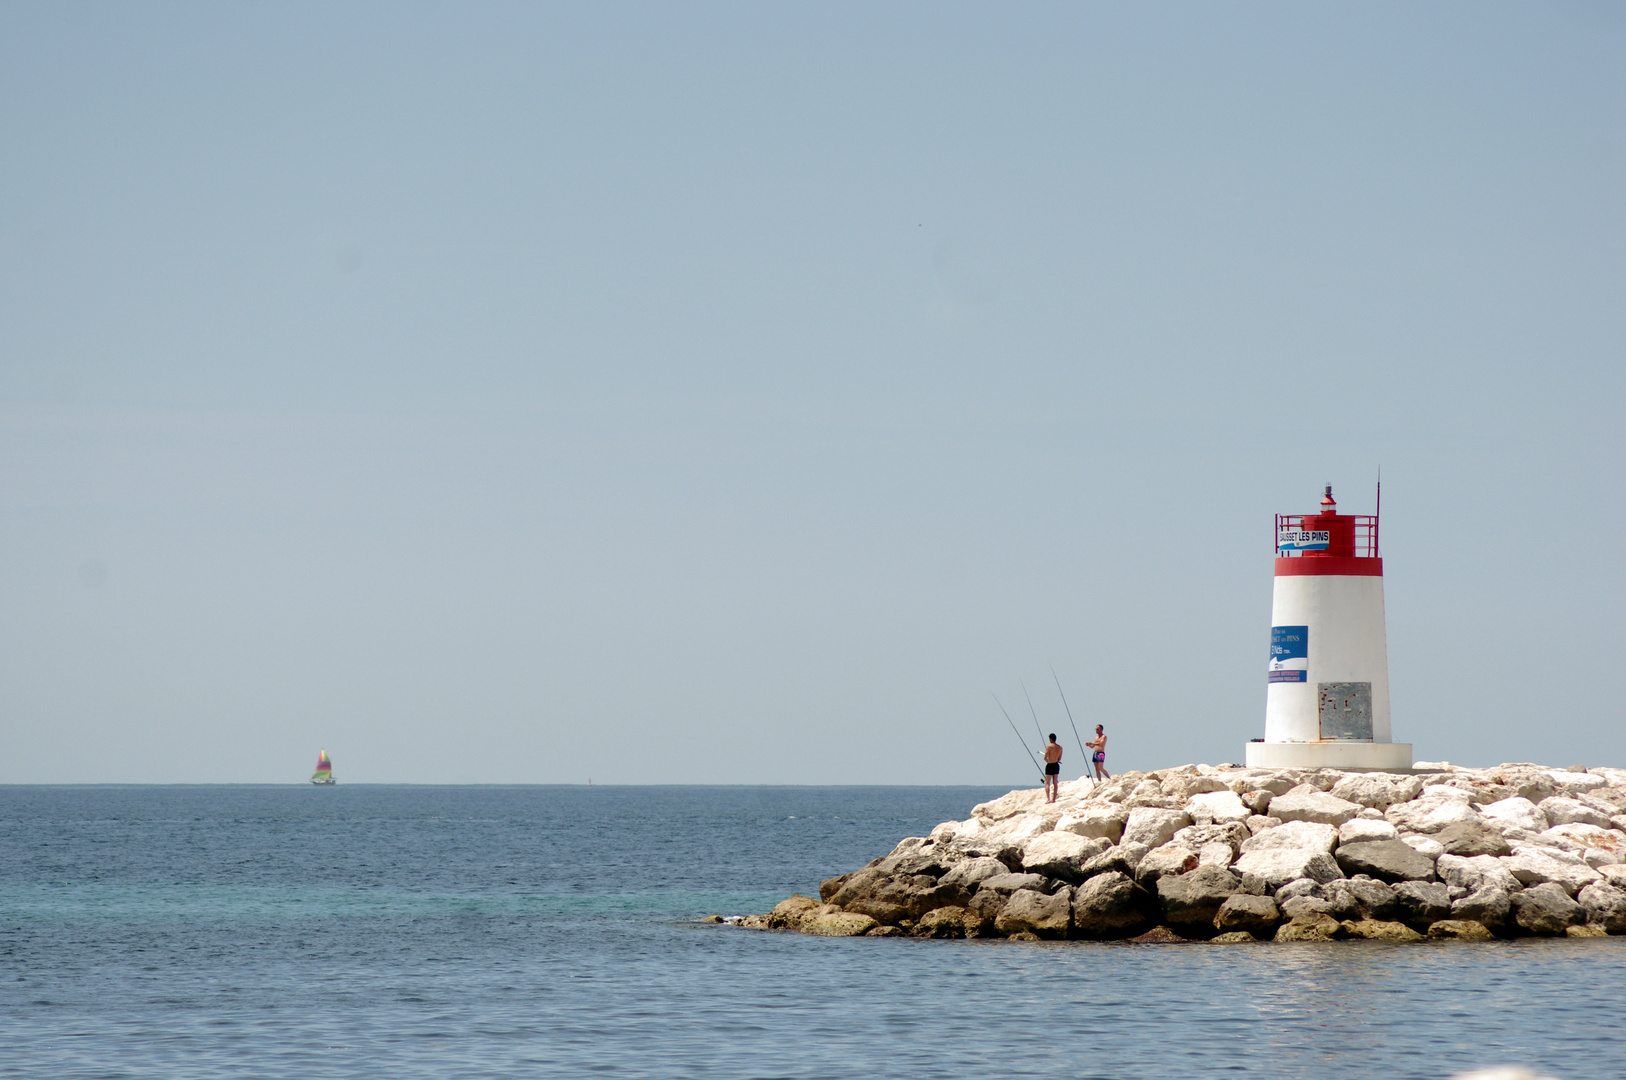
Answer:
742, 762, 1626, 942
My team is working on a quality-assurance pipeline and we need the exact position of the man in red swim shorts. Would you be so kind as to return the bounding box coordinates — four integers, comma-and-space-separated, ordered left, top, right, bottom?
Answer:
1087, 725, 1110, 781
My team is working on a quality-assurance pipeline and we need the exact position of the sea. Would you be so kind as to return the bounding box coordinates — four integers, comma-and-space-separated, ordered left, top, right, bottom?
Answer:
2, 785, 1622, 1080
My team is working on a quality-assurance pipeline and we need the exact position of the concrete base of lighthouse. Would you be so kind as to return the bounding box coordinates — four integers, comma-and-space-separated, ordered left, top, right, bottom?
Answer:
1245, 741, 1413, 771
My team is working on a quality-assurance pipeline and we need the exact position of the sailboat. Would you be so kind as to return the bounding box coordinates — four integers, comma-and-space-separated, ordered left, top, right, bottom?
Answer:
311, 749, 335, 785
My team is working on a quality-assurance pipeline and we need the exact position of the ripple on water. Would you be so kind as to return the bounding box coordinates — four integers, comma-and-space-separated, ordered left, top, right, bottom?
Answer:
2, 786, 1621, 1079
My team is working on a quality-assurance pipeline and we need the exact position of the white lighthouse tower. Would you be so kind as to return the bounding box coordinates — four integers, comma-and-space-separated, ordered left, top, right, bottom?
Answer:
1246, 485, 1411, 771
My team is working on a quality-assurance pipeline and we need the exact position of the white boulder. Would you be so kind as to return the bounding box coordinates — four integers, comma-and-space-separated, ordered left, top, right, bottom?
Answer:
1135, 843, 1199, 884
1233, 848, 1343, 893
1172, 822, 1249, 855
1021, 831, 1110, 878
1184, 790, 1250, 825
1578, 881, 1626, 933
972, 787, 1051, 822
938, 855, 1009, 893
1436, 853, 1519, 894
1055, 803, 1128, 842
1387, 788, 1485, 835
1268, 785, 1362, 826
1329, 772, 1423, 809
1239, 820, 1339, 855
1122, 807, 1192, 849
1246, 815, 1282, 835
1401, 834, 1446, 857
1539, 823, 1626, 859
1339, 818, 1398, 845
1162, 773, 1230, 800
986, 814, 1052, 847
942, 813, 1049, 857
1480, 797, 1549, 835
1539, 796, 1613, 829
1545, 770, 1609, 795
1503, 846, 1602, 895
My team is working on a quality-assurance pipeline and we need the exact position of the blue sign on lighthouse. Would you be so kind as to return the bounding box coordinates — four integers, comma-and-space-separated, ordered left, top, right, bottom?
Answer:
1269, 625, 1308, 683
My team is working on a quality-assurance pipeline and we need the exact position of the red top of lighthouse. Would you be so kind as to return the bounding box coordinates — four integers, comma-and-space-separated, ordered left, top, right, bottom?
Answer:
1274, 484, 1382, 577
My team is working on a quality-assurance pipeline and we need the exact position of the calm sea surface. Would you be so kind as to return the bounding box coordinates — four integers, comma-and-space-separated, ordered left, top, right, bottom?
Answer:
2, 785, 1622, 1079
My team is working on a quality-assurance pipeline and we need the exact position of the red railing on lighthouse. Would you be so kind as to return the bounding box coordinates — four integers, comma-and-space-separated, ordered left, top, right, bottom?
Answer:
1274, 513, 1379, 558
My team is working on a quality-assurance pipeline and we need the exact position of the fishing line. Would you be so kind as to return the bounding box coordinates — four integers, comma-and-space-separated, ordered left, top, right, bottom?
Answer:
992, 693, 1043, 777
1020, 678, 1047, 748
1051, 666, 1087, 767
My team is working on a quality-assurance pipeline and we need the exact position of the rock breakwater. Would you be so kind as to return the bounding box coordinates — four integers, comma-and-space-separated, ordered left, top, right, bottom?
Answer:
743, 762, 1626, 942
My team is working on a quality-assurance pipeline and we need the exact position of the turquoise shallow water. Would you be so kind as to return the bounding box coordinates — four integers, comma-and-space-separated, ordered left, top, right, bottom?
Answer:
2, 785, 1622, 1079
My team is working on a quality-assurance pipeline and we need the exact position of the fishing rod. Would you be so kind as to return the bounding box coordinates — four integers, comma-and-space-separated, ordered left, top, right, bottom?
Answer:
1020, 679, 1047, 748
1051, 666, 1087, 767
1024, 679, 1067, 791
992, 693, 1043, 778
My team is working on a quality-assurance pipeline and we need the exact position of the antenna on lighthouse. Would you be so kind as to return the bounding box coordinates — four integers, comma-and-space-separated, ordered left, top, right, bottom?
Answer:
1375, 467, 1381, 558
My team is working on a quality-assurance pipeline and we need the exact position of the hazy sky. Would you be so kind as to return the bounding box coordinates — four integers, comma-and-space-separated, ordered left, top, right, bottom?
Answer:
3, 3, 1622, 784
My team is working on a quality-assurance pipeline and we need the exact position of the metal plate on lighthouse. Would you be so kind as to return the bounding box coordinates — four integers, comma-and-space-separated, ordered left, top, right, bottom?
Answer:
1318, 682, 1373, 741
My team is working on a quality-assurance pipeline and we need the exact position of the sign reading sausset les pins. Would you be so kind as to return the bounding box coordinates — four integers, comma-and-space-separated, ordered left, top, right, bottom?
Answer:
1277, 528, 1330, 552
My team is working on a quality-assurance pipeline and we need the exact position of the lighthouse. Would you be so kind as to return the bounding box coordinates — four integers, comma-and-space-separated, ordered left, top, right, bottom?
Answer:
1245, 485, 1412, 771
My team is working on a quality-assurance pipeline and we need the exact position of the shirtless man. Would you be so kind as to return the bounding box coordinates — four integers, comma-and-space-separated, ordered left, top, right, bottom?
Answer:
1087, 725, 1110, 781
1041, 734, 1063, 803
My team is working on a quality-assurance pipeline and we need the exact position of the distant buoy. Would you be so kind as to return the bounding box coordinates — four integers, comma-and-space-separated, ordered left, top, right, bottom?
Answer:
1247, 484, 1411, 770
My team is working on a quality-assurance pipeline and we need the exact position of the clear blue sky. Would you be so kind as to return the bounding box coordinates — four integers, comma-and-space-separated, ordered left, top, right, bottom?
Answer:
3, 2, 1622, 783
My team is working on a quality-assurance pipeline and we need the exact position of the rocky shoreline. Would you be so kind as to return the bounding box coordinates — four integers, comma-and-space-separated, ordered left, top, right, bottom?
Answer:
736, 762, 1626, 942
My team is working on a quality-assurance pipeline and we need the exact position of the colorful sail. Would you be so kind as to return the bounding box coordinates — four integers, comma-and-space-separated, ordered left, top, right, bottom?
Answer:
311, 749, 334, 784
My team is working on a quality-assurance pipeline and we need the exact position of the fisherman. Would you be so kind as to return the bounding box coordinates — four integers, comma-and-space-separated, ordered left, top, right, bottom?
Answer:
1042, 734, 1063, 803
1087, 725, 1110, 781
